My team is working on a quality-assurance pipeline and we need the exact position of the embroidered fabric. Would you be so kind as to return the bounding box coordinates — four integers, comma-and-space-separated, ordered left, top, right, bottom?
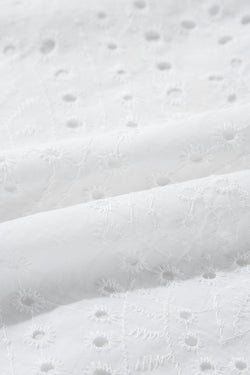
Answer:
0, 0, 250, 374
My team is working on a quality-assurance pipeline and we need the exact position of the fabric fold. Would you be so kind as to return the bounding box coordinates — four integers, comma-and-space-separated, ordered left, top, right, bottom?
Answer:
1, 0, 250, 373
1, 169, 249, 326
1, 104, 250, 222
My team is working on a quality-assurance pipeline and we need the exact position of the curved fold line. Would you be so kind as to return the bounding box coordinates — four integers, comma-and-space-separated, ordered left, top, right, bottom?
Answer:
0, 104, 250, 222
0, 169, 249, 326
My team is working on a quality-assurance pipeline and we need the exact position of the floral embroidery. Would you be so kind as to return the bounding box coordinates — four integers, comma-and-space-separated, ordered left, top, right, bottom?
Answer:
12, 288, 46, 314
88, 305, 120, 323
84, 331, 119, 351
97, 279, 123, 296
120, 251, 147, 274
182, 332, 200, 351
34, 357, 62, 375
85, 362, 118, 375
25, 324, 56, 348
154, 265, 180, 285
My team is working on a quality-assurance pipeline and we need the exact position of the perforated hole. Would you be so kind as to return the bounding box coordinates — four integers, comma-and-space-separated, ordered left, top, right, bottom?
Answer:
222, 128, 235, 141
32, 329, 45, 340
218, 35, 232, 45
40, 362, 54, 372
62, 94, 77, 102
241, 15, 250, 25
185, 335, 198, 347
93, 370, 111, 375
40, 39, 56, 54
162, 270, 174, 281
231, 58, 242, 68
235, 360, 247, 370
103, 285, 115, 294
227, 94, 237, 102
208, 75, 223, 82
157, 62, 171, 71
208, 4, 220, 16
92, 190, 104, 200
54, 69, 69, 79
95, 310, 108, 319
181, 20, 196, 29
236, 257, 250, 267
93, 336, 108, 348
134, 0, 146, 9
66, 119, 81, 128
3, 44, 16, 55
145, 30, 160, 41
180, 311, 192, 320
4, 183, 16, 192
21, 296, 34, 307
189, 151, 203, 163
117, 69, 125, 75
107, 42, 117, 50
108, 157, 120, 169
156, 176, 171, 186
126, 121, 138, 128
126, 256, 139, 267
202, 271, 216, 279
200, 361, 214, 371
97, 11, 107, 19
167, 88, 182, 98
123, 94, 133, 101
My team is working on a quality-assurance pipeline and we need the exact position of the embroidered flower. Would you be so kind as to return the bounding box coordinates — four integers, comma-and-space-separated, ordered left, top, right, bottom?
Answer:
181, 144, 211, 164
12, 288, 46, 314
84, 331, 119, 351
120, 251, 147, 274
154, 265, 179, 285
97, 150, 128, 175
146, 169, 173, 188
234, 252, 250, 268
214, 123, 245, 151
25, 324, 56, 348
202, 269, 217, 280
34, 357, 62, 375
166, 80, 186, 106
232, 358, 248, 372
200, 268, 219, 284
85, 362, 119, 375
221, 123, 240, 142
88, 305, 119, 323
181, 332, 200, 351
1, 250, 31, 273
97, 279, 123, 297
178, 309, 195, 323
193, 357, 217, 374
91, 186, 106, 200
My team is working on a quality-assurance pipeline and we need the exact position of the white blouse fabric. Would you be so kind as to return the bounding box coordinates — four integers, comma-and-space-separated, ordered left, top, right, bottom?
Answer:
0, 0, 250, 374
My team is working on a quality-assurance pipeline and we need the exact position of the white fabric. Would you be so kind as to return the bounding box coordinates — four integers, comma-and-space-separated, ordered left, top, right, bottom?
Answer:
0, 0, 250, 374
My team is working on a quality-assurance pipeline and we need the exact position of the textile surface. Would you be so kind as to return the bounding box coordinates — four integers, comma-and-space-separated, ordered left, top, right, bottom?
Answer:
0, 1, 250, 374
